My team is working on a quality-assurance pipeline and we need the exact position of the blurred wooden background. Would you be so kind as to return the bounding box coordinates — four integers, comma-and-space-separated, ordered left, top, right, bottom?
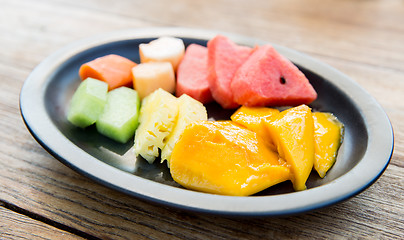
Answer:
1, 0, 403, 239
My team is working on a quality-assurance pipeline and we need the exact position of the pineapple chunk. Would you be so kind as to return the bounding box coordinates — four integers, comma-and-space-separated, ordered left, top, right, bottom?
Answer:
132, 62, 175, 99
134, 88, 179, 163
139, 37, 185, 71
161, 94, 208, 167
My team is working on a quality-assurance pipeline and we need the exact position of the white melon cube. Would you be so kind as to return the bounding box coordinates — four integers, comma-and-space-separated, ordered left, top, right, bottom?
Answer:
139, 36, 185, 71
132, 62, 175, 99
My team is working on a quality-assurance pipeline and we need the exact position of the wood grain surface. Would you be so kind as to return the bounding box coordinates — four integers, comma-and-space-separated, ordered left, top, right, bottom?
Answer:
2, 0, 403, 239
0, 206, 84, 239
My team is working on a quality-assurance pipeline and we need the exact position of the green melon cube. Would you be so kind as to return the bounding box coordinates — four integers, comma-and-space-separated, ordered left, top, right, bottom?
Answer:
96, 87, 141, 143
67, 78, 108, 128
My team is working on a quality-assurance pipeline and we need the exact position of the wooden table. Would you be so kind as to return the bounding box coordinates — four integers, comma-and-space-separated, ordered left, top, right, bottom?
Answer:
2, 0, 403, 239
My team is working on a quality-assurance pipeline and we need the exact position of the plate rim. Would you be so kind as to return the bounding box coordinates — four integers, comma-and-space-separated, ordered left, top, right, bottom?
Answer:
19, 27, 394, 216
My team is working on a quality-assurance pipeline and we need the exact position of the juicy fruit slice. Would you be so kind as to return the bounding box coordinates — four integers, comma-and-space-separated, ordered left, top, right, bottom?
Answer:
79, 54, 137, 90
176, 44, 213, 104
134, 88, 179, 163
161, 94, 208, 166
313, 112, 344, 178
132, 62, 175, 99
139, 37, 185, 71
264, 105, 314, 191
231, 106, 280, 138
231, 45, 317, 107
207, 35, 253, 109
67, 78, 108, 128
231, 106, 280, 150
170, 121, 290, 196
96, 87, 140, 143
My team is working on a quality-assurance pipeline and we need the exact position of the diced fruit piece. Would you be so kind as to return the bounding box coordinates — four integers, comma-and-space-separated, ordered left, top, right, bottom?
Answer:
134, 88, 179, 163
170, 121, 290, 196
207, 35, 253, 109
313, 112, 344, 178
161, 94, 208, 166
264, 105, 314, 191
96, 87, 140, 143
67, 78, 108, 128
231, 106, 279, 150
79, 54, 137, 90
231, 45, 317, 107
231, 106, 279, 137
176, 44, 213, 104
132, 62, 175, 99
139, 37, 185, 71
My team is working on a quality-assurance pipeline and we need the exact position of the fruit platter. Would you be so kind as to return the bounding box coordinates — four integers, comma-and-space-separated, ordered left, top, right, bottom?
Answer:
20, 28, 393, 216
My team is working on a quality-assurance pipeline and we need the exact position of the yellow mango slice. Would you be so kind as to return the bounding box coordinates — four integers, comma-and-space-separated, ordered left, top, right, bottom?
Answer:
313, 112, 344, 178
231, 106, 279, 133
161, 94, 208, 166
170, 121, 290, 196
231, 106, 279, 149
264, 105, 314, 191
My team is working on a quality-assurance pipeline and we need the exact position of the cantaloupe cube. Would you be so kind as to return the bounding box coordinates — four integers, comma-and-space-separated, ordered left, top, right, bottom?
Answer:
161, 94, 207, 167
132, 62, 175, 99
96, 87, 140, 143
67, 78, 108, 128
79, 54, 137, 90
139, 37, 185, 71
134, 88, 179, 163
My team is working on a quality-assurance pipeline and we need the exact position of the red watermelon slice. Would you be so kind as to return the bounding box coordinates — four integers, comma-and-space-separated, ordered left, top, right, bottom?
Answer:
207, 35, 253, 109
231, 45, 317, 107
176, 44, 213, 104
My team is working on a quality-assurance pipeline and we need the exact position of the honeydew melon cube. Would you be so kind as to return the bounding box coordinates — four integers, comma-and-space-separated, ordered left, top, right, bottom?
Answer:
134, 88, 179, 163
96, 87, 140, 143
161, 94, 207, 167
132, 62, 175, 99
67, 78, 108, 128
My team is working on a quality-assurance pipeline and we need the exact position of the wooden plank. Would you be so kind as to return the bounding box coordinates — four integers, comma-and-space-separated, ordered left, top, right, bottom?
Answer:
39, 0, 404, 72
0, 206, 84, 239
0, 141, 402, 239
0, 0, 403, 239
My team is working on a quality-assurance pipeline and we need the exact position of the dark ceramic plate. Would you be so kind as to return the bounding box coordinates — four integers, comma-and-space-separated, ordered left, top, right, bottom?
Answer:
20, 28, 393, 217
